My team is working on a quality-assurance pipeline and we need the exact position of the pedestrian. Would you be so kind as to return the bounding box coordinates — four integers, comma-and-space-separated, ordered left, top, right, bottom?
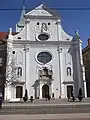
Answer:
71, 90, 75, 102
45, 93, 48, 101
0, 93, 3, 109
67, 93, 70, 102
48, 94, 51, 101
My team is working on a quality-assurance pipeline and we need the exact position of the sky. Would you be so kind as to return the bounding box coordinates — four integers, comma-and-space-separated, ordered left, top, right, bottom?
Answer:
0, 0, 90, 48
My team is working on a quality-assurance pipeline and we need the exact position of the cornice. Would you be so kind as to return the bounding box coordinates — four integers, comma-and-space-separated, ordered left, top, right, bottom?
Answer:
13, 40, 77, 45
13, 40, 79, 49
24, 15, 60, 20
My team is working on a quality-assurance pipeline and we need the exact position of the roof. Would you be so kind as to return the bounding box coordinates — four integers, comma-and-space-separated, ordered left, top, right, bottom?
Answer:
42, 4, 61, 17
0, 32, 18, 40
25, 4, 61, 19
0, 32, 9, 40
17, 5, 26, 27
82, 46, 90, 54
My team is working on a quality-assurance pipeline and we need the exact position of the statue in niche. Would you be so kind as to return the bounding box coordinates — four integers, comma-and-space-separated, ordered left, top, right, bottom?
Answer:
67, 67, 71, 76
41, 22, 47, 33
17, 67, 22, 77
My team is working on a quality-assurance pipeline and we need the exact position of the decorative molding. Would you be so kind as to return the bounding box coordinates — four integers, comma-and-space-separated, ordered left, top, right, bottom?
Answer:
16, 51, 23, 65
62, 81, 74, 84
25, 15, 60, 19
13, 40, 77, 45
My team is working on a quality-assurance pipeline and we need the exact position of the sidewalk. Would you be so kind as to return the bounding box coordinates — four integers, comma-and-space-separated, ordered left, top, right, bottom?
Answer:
1, 98, 90, 115
0, 113, 90, 120
3, 98, 90, 107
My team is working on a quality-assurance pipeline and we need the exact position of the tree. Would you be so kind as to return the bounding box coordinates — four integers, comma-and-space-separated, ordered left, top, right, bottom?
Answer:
5, 51, 17, 87
23, 89, 28, 102
5, 43, 18, 100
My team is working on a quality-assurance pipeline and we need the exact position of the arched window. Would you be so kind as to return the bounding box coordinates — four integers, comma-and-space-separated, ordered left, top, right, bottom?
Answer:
17, 67, 22, 77
67, 67, 71, 76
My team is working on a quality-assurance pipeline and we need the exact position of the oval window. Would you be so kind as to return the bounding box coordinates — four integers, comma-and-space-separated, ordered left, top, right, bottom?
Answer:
37, 52, 52, 64
38, 34, 49, 40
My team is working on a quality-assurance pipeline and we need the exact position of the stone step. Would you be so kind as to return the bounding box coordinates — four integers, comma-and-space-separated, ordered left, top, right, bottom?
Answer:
0, 104, 90, 114
0, 113, 90, 120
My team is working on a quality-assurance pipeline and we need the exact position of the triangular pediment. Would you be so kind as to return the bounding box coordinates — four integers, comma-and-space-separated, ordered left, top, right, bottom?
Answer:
25, 4, 60, 18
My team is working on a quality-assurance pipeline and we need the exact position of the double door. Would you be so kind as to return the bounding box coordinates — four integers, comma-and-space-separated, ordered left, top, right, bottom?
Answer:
16, 86, 23, 98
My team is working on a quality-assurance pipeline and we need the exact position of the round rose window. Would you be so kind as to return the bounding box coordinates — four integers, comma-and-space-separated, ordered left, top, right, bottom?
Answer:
37, 52, 52, 64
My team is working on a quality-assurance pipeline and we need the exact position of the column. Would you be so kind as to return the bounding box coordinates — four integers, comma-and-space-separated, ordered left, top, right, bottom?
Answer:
49, 83, 52, 97
51, 82, 54, 93
60, 50, 65, 98
79, 40, 87, 97
82, 66, 87, 97
57, 46, 64, 98
76, 47, 81, 89
39, 82, 43, 99
37, 87, 39, 98
56, 19, 62, 41
25, 47, 29, 90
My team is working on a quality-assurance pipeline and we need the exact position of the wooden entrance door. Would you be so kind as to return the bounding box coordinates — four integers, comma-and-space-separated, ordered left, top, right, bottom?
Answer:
67, 85, 73, 98
16, 86, 23, 98
42, 84, 49, 98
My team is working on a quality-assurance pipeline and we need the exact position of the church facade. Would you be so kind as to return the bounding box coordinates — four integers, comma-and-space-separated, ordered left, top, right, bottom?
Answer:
5, 4, 87, 100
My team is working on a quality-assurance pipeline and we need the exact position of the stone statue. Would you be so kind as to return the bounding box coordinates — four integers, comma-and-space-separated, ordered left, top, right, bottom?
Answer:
67, 67, 71, 76
17, 67, 22, 77
75, 30, 80, 40
41, 23, 47, 33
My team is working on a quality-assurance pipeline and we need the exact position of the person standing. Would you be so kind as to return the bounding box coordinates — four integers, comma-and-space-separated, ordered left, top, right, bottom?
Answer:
0, 93, 3, 109
71, 90, 75, 102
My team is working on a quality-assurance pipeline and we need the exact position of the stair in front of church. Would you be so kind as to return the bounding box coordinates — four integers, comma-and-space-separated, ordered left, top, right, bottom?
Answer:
0, 102, 90, 114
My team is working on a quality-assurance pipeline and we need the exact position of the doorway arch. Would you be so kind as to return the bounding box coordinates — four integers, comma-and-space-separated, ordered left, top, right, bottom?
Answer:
42, 84, 49, 98
16, 86, 23, 98
67, 85, 73, 98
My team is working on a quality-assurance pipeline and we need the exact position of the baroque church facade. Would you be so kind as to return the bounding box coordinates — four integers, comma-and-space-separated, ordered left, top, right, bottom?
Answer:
5, 4, 87, 100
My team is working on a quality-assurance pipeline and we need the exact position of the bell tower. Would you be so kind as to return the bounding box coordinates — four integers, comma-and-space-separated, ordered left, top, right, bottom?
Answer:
16, 0, 26, 32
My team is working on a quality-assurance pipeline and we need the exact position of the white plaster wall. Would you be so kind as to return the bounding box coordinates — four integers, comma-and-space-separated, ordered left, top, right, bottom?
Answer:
13, 27, 27, 41
27, 19, 59, 42
6, 4, 86, 100
12, 46, 25, 81
27, 44, 76, 99
27, 45, 61, 98
63, 48, 74, 83
9, 46, 26, 98
12, 44, 76, 99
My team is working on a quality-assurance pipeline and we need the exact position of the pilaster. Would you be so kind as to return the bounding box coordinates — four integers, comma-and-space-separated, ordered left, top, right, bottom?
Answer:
39, 82, 43, 99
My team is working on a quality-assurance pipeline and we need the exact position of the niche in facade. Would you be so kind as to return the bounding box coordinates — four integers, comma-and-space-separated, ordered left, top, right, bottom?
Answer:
67, 67, 71, 76
17, 67, 22, 77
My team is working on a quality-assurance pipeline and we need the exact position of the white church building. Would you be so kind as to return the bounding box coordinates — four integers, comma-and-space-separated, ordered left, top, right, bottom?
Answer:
5, 4, 87, 100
